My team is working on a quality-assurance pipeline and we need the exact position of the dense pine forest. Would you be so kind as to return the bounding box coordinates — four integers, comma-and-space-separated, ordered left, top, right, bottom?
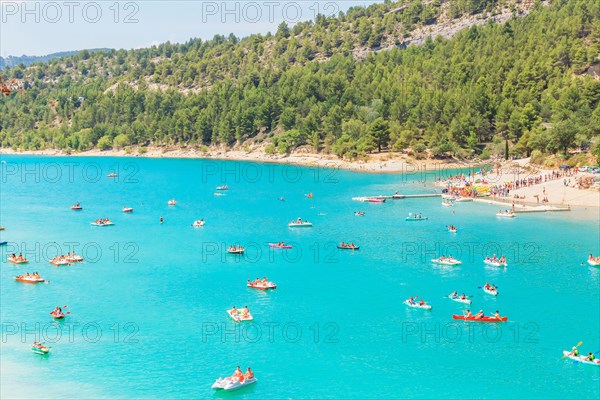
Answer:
1, 0, 599, 162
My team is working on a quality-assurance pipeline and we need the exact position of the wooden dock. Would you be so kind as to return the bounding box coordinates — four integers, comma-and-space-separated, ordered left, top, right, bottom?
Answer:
352, 194, 442, 202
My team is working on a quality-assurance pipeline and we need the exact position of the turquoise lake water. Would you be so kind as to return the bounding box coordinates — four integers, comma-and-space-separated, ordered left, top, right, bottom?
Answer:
0, 155, 599, 399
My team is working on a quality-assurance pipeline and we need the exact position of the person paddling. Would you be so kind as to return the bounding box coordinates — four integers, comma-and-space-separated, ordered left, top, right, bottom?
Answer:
569, 346, 579, 357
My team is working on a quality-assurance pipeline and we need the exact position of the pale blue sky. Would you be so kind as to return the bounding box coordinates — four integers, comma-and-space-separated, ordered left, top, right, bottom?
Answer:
1, 1, 378, 57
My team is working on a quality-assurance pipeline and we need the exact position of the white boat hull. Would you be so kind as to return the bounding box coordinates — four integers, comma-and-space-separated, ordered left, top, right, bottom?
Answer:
212, 377, 257, 390
404, 300, 432, 310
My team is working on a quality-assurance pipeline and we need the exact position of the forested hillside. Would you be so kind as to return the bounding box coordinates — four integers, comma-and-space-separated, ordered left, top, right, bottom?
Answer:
1, 0, 599, 161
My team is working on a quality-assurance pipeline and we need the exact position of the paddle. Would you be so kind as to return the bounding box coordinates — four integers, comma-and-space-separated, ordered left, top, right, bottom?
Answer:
562, 341, 583, 358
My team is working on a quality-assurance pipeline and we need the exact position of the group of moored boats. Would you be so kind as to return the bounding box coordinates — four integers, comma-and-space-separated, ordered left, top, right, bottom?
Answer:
49, 252, 84, 266
404, 286, 505, 321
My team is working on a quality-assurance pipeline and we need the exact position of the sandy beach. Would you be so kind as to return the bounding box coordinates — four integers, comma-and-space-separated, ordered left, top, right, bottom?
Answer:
0, 146, 481, 173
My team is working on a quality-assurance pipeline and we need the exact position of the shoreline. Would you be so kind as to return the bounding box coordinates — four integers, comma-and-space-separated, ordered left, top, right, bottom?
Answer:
1, 147, 598, 208
0, 146, 486, 174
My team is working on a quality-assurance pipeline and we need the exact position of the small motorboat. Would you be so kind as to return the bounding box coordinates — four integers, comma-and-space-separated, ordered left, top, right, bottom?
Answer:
192, 220, 205, 228
90, 220, 114, 226
354, 211, 365, 217
212, 376, 257, 391
227, 248, 244, 255
65, 254, 84, 263
227, 308, 253, 322
449, 294, 471, 304
70, 205, 82, 210
107, 173, 118, 178
168, 199, 177, 206
288, 220, 313, 228
268, 243, 292, 249
562, 351, 600, 366
431, 257, 462, 265
484, 258, 508, 267
50, 311, 65, 319
31, 344, 50, 355
8, 257, 29, 264
404, 300, 432, 310
452, 315, 507, 322
122, 207, 134, 213
0, 227, 5, 230
367, 197, 386, 203
14, 275, 45, 284
448, 227, 457, 233
247, 281, 277, 290
587, 257, 600, 266
0, 241, 7, 246
216, 185, 229, 190
337, 245, 360, 250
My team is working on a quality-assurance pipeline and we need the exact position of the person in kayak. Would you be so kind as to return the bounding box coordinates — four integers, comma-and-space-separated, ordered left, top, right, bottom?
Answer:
584, 352, 595, 361
474, 310, 484, 319
494, 310, 501, 319
450, 291, 458, 298
408, 296, 415, 305
460, 293, 468, 300
465, 310, 472, 317
569, 346, 579, 357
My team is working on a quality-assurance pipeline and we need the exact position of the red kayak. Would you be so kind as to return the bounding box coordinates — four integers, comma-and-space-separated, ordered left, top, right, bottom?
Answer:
452, 315, 507, 322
